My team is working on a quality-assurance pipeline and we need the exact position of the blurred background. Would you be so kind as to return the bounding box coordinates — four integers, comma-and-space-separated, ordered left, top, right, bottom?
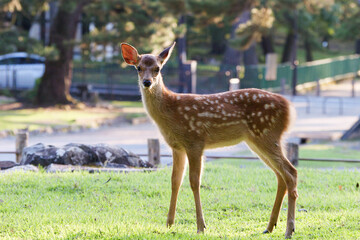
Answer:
1, 0, 360, 166
0, 0, 359, 103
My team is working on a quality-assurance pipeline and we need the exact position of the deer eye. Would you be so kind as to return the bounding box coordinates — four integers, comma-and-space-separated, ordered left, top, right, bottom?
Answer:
154, 67, 160, 73
137, 66, 141, 72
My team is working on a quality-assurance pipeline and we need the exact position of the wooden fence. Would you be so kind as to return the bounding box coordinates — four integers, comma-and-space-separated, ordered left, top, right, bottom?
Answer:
1, 135, 360, 167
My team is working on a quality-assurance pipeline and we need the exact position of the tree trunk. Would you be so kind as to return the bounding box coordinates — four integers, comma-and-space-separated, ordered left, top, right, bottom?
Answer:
222, 11, 251, 67
177, 15, 187, 93
37, 1, 91, 105
356, 39, 360, 54
209, 24, 227, 55
281, 30, 296, 63
304, 38, 313, 62
243, 42, 258, 65
261, 35, 274, 55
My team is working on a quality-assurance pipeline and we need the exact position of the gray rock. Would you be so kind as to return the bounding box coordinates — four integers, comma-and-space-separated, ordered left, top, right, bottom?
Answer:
0, 161, 19, 170
20, 143, 152, 168
1, 165, 39, 173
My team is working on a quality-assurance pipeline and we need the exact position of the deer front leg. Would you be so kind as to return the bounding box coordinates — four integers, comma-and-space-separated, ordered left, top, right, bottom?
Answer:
187, 149, 206, 233
167, 149, 186, 228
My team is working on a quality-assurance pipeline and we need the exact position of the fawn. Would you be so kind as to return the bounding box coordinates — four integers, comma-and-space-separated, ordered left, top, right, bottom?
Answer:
121, 42, 298, 239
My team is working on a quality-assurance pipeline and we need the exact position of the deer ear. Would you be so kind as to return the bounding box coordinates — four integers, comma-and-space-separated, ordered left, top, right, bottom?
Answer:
158, 42, 176, 66
121, 43, 140, 66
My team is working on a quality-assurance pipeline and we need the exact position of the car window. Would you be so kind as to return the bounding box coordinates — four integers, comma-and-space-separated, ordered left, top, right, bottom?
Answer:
0, 57, 44, 64
0, 57, 20, 64
20, 57, 44, 64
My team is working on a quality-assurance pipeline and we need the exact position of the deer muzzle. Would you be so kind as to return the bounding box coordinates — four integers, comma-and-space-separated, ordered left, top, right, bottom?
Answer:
143, 79, 152, 88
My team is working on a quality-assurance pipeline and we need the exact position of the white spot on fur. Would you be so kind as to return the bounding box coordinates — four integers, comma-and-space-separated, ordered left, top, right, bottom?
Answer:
253, 95, 257, 100
176, 96, 181, 100
189, 120, 196, 130
184, 114, 189, 120
257, 112, 262, 116
264, 104, 269, 110
193, 105, 198, 110
184, 106, 191, 111
245, 92, 249, 96
196, 121, 202, 127
260, 117, 264, 123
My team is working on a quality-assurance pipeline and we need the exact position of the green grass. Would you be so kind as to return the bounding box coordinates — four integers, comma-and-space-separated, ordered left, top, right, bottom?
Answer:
232, 142, 360, 169
0, 108, 122, 131
1, 160, 359, 239
300, 143, 360, 160
110, 101, 143, 108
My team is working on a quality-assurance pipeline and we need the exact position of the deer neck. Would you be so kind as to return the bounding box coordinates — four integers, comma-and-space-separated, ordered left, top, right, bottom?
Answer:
140, 75, 172, 122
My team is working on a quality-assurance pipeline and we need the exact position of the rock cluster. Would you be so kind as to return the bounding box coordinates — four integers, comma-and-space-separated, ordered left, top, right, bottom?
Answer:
1, 143, 153, 173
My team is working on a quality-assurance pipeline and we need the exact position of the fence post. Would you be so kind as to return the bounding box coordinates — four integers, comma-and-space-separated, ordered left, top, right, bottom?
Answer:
16, 131, 29, 163
286, 142, 299, 166
316, 79, 321, 96
280, 78, 286, 95
12, 69, 17, 90
183, 60, 197, 93
229, 78, 240, 91
148, 138, 160, 166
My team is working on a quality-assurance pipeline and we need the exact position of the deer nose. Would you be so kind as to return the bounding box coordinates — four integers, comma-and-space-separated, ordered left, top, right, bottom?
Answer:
143, 79, 152, 88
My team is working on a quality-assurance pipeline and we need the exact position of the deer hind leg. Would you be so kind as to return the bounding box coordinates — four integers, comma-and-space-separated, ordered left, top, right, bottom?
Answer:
167, 149, 187, 228
186, 148, 206, 233
247, 139, 298, 239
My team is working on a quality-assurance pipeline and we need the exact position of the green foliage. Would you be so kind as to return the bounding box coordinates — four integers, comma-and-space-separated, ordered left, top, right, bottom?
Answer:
336, 1, 360, 40
0, 162, 359, 239
0, 88, 13, 98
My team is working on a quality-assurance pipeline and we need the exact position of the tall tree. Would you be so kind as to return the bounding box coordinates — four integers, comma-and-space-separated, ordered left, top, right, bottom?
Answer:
336, 0, 360, 54
1, 0, 178, 104
37, 1, 92, 105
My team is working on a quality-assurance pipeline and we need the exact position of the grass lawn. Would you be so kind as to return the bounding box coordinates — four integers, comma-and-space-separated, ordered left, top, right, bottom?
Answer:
232, 141, 360, 169
1, 160, 359, 239
0, 108, 123, 132
0, 100, 147, 132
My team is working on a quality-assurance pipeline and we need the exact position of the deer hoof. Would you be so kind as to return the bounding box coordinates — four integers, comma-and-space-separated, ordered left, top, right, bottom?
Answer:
263, 229, 270, 234
285, 228, 295, 239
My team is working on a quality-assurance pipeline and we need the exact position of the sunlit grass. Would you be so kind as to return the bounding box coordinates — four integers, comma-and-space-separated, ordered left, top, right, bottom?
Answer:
0, 160, 359, 239
0, 108, 122, 131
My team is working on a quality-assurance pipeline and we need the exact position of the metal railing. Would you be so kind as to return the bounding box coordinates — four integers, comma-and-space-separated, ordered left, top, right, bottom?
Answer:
2, 136, 360, 168
69, 54, 360, 98
1, 55, 359, 98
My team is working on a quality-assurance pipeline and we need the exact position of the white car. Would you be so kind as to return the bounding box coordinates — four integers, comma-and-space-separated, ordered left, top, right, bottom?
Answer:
0, 52, 45, 89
